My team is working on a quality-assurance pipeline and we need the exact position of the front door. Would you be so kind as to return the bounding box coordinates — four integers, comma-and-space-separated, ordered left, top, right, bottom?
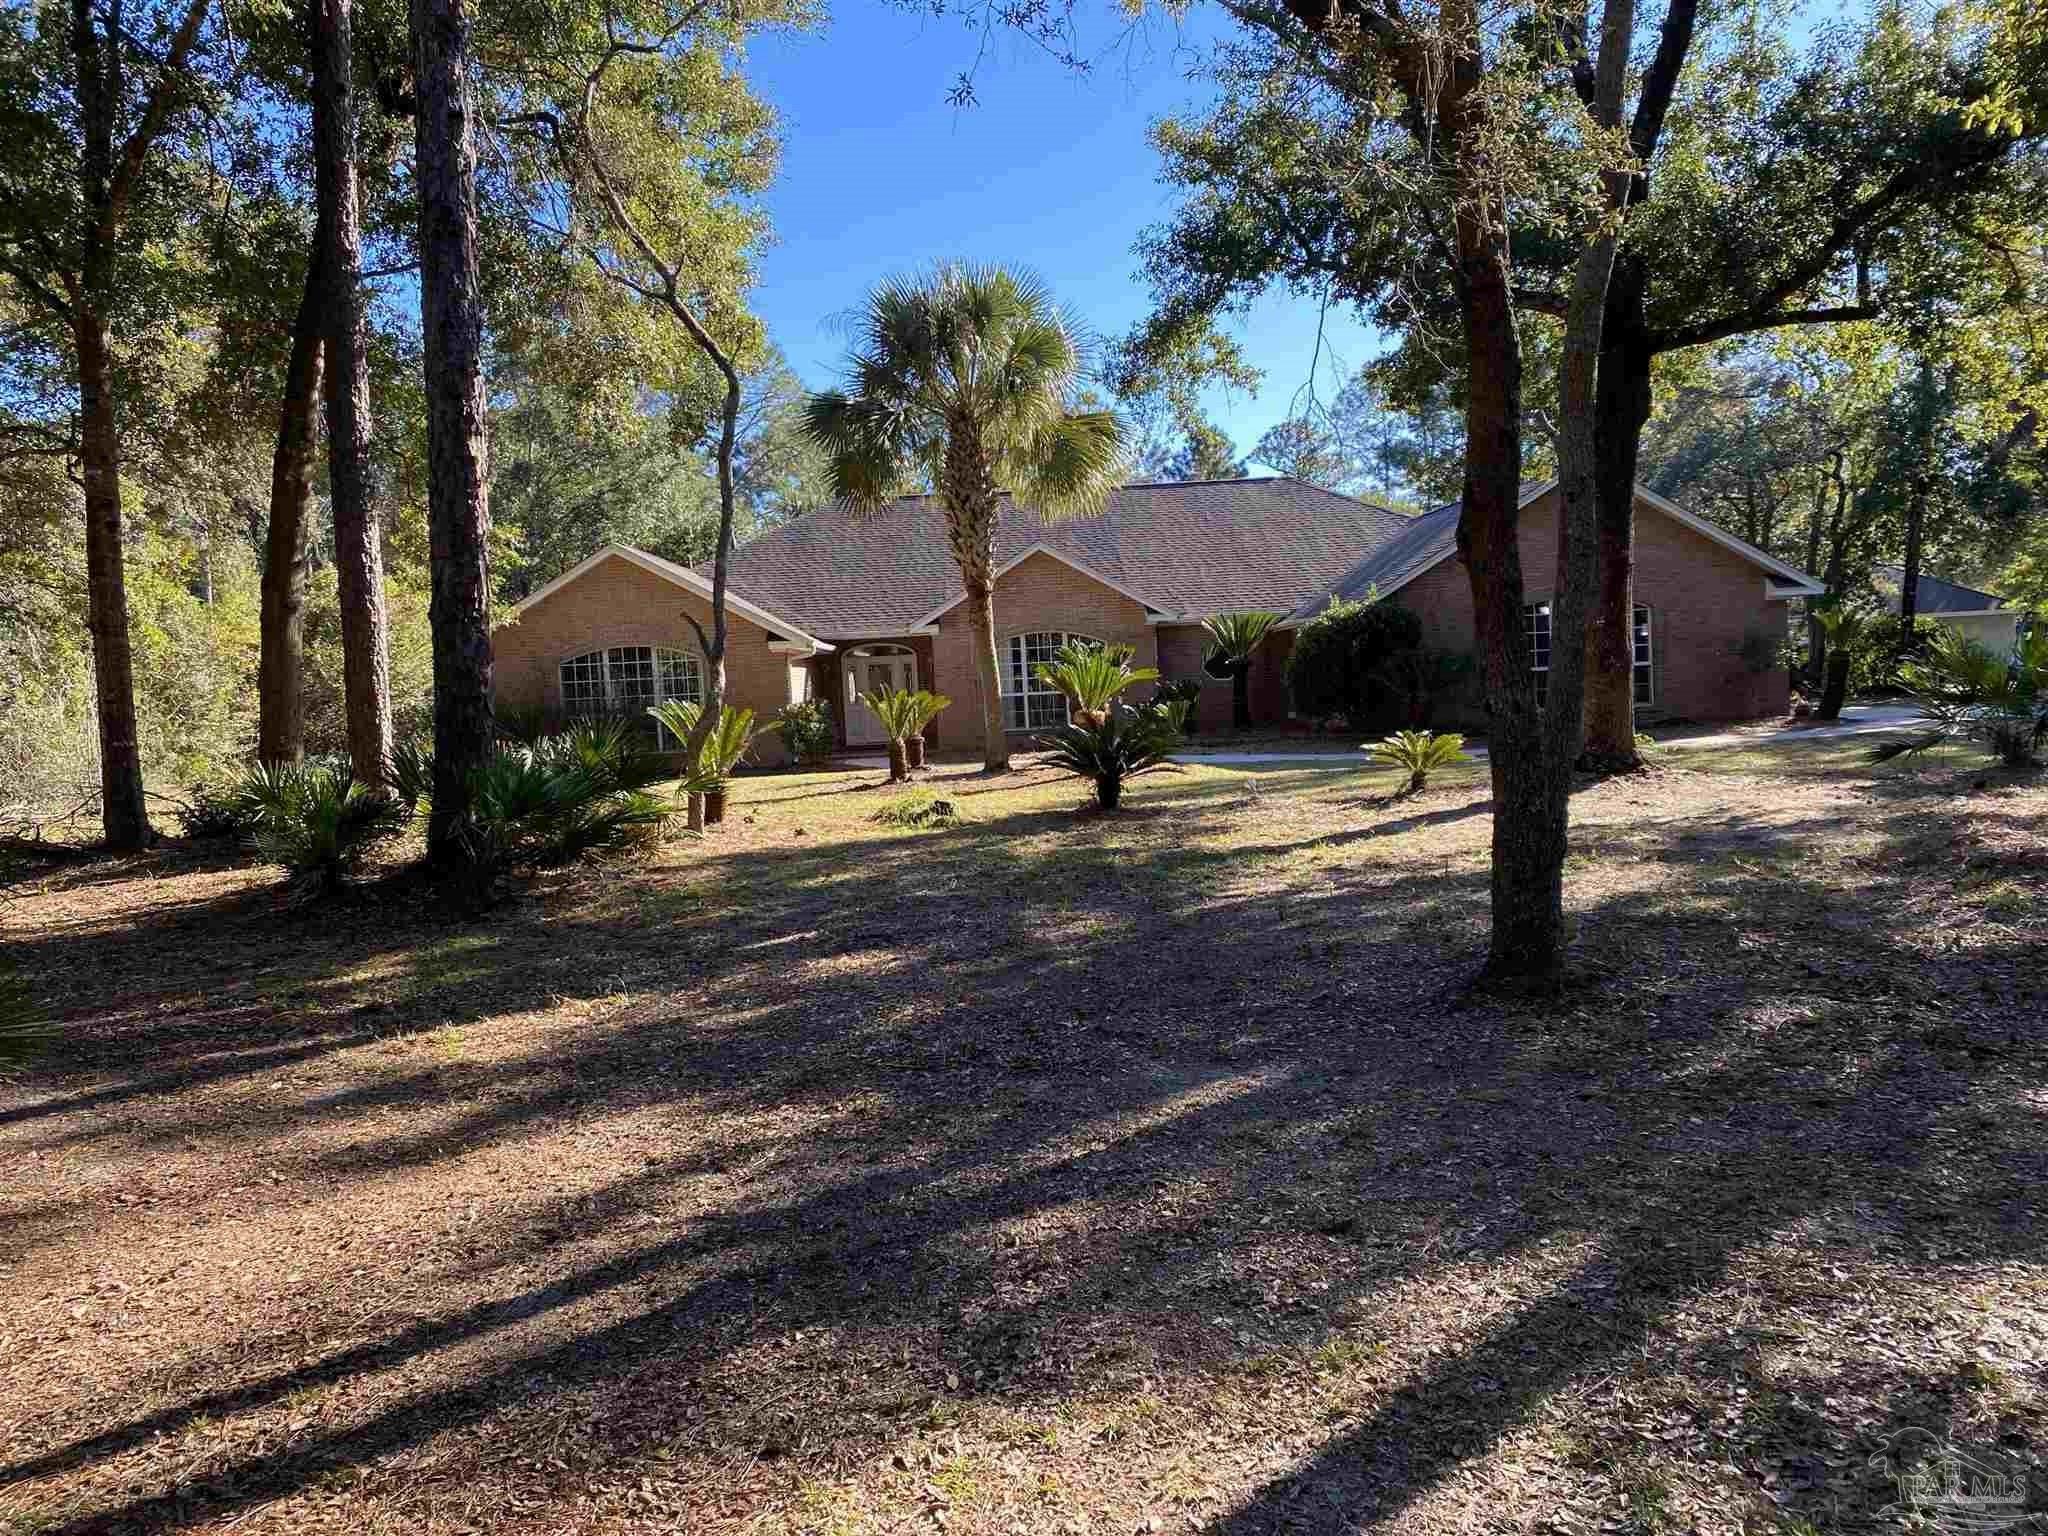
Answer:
846, 652, 918, 745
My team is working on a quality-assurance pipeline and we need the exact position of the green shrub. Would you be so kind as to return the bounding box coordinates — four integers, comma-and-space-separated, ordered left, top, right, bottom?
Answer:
870, 791, 962, 829
178, 782, 258, 840
1845, 613, 1946, 694
531, 716, 669, 793
1373, 646, 1474, 728
233, 758, 409, 895
1367, 729, 1468, 793
1873, 625, 2048, 768
858, 687, 926, 781
1033, 640, 1159, 724
775, 698, 836, 766
1152, 677, 1202, 732
0, 967, 54, 1071
1035, 701, 1184, 811
1286, 598, 1426, 729
388, 737, 435, 814
455, 746, 671, 888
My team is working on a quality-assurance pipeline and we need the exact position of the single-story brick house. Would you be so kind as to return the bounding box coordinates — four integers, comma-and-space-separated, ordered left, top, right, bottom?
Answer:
492, 476, 1822, 761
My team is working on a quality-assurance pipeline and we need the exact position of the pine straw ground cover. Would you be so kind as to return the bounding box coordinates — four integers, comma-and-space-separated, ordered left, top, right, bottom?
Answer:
2, 743, 2044, 1536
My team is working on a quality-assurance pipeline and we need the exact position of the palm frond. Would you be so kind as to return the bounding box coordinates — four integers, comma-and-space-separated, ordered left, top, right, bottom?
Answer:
1203, 610, 1283, 663
1009, 409, 1127, 521
0, 968, 54, 1070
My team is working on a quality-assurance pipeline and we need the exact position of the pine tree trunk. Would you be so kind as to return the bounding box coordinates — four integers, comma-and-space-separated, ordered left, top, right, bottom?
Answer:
75, 307, 153, 849
939, 426, 1009, 772
314, 0, 395, 783
1580, 266, 1650, 769
413, 0, 494, 859
258, 264, 324, 766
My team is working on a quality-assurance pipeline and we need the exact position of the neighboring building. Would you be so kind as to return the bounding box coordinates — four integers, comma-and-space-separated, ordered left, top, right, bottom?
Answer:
492, 477, 1822, 760
1875, 566, 2021, 654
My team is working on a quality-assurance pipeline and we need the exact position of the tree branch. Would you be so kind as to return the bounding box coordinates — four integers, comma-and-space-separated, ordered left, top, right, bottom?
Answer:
1658, 303, 1880, 352
104, 0, 212, 233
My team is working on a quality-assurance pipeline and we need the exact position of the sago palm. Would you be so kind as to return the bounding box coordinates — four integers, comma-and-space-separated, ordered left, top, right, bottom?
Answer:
804, 264, 1128, 772
1033, 640, 1159, 727
1368, 729, 1468, 795
1203, 611, 1282, 730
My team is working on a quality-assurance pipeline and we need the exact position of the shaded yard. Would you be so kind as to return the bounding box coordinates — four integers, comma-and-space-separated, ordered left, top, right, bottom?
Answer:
3, 744, 2045, 1534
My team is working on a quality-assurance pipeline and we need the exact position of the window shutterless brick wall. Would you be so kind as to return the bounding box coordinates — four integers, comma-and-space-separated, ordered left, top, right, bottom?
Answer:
1394, 488, 1791, 725
491, 555, 801, 765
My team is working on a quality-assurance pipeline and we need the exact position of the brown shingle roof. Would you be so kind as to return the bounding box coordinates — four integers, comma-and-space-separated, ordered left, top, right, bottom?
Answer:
713, 476, 1414, 638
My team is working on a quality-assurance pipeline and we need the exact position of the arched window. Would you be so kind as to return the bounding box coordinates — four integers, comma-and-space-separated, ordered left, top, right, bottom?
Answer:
559, 646, 703, 747
1002, 631, 1099, 730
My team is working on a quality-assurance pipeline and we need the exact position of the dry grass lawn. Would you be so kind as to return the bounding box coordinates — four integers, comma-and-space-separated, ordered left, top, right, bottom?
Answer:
2, 739, 2045, 1535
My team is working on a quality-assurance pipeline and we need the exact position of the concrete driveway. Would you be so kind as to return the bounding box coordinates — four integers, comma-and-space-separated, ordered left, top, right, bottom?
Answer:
1169, 702, 1928, 766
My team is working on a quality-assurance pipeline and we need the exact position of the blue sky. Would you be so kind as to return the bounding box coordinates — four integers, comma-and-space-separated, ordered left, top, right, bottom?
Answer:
742, 4, 1384, 466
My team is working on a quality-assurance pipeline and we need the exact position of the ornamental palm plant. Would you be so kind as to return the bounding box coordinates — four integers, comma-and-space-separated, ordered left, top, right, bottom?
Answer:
1033, 640, 1159, 728
804, 264, 1128, 772
861, 686, 927, 782
1368, 729, 1469, 795
1203, 611, 1283, 730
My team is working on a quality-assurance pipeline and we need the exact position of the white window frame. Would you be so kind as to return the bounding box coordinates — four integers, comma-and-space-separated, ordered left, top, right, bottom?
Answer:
1525, 602, 1552, 705
1632, 604, 1654, 705
1003, 630, 1098, 731
558, 645, 704, 748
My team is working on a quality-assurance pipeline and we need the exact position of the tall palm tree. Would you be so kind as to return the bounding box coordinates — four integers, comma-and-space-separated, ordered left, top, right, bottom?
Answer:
804, 265, 1127, 771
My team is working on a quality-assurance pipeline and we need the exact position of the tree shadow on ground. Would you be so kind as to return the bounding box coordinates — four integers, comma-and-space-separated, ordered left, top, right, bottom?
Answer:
1, 771, 2043, 1533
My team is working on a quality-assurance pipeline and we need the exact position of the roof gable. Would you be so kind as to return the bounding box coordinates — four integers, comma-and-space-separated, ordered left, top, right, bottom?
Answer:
1283, 482, 1823, 624
512, 544, 828, 652
908, 543, 1179, 628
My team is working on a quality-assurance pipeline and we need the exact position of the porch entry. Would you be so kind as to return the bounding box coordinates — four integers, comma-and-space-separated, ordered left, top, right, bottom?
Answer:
845, 644, 919, 746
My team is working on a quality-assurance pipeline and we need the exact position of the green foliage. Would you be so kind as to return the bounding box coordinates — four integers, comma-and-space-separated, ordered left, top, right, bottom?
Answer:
1374, 645, 1475, 728
858, 686, 927, 745
648, 697, 703, 752
178, 782, 258, 840
1035, 702, 1184, 811
775, 698, 835, 766
0, 966, 54, 1071
1368, 729, 1469, 794
1845, 614, 1945, 693
803, 264, 1127, 520
1152, 676, 1202, 730
388, 738, 436, 815
455, 747, 671, 887
1033, 640, 1160, 721
1873, 626, 2048, 768
869, 791, 962, 829
530, 717, 671, 793
1202, 611, 1282, 669
693, 706, 761, 789
495, 352, 829, 599
233, 759, 408, 895
1285, 598, 1427, 728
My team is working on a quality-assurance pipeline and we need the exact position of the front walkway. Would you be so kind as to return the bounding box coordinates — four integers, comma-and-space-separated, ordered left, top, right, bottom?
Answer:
1168, 703, 1926, 766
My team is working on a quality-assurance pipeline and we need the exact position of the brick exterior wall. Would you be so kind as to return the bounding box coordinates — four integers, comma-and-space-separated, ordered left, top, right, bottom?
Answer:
1156, 623, 1295, 733
1390, 489, 1791, 724
931, 551, 1158, 748
491, 554, 806, 766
